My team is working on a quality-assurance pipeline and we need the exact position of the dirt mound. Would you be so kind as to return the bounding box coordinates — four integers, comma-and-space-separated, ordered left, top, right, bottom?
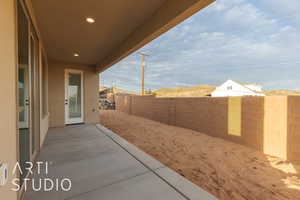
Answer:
155, 85, 216, 97
265, 90, 300, 96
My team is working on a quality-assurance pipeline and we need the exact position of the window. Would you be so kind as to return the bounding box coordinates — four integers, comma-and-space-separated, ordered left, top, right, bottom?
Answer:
227, 86, 233, 90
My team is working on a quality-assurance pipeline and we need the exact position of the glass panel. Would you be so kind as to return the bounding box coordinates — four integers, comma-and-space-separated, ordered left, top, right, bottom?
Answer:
31, 32, 40, 155
68, 73, 82, 118
19, 68, 25, 122
17, 2, 30, 186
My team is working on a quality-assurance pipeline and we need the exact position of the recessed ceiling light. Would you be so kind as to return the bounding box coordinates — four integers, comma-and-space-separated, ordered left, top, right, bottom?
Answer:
74, 53, 79, 57
86, 17, 95, 23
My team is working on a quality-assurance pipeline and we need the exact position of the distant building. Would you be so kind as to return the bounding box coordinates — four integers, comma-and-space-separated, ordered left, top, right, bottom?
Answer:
211, 80, 264, 97
99, 87, 112, 99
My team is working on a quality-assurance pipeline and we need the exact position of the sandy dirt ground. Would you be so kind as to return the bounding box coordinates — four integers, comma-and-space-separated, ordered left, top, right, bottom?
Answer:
100, 110, 300, 200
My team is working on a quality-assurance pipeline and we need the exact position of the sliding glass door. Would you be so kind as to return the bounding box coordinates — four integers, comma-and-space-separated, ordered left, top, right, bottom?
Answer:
17, 1, 30, 185
17, 0, 41, 186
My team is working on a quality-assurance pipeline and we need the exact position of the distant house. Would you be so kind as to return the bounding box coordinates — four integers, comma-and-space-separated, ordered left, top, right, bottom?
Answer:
99, 87, 112, 99
211, 80, 265, 97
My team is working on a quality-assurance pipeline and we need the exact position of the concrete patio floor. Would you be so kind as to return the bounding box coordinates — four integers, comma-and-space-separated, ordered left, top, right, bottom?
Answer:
24, 124, 216, 200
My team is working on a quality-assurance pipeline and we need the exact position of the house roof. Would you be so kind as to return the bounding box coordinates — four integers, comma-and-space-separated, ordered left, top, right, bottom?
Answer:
232, 80, 260, 87
227, 80, 263, 93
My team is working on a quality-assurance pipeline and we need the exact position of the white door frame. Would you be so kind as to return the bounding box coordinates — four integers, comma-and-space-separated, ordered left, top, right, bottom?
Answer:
65, 69, 84, 124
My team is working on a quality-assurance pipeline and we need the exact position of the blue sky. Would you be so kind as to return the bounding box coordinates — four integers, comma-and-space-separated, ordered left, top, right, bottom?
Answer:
101, 0, 300, 92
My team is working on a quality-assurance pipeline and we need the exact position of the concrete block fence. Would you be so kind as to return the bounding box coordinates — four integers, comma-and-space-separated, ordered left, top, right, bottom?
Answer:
115, 95, 300, 162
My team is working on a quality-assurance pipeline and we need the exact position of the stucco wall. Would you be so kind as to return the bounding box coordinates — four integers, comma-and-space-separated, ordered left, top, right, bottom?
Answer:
116, 95, 298, 162
48, 60, 99, 127
0, 0, 18, 199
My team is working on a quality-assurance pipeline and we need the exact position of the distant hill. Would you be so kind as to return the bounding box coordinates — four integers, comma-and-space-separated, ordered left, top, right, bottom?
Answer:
114, 88, 139, 95
101, 86, 300, 98
264, 90, 300, 96
99, 86, 139, 96
154, 85, 216, 97
155, 85, 300, 97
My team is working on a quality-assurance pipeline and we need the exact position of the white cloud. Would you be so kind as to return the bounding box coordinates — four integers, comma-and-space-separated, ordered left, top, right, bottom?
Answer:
259, 0, 300, 23
101, 0, 300, 91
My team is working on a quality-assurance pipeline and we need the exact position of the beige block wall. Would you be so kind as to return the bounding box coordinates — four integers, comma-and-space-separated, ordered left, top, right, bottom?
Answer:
115, 95, 132, 114
131, 96, 156, 120
151, 98, 176, 125
0, 0, 18, 199
48, 60, 99, 127
287, 96, 300, 162
241, 97, 264, 151
175, 97, 228, 139
228, 97, 242, 138
116, 95, 298, 161
264, 96, 288, 159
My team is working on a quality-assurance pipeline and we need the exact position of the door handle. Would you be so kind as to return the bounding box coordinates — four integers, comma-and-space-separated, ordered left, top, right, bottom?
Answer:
65, 99, 68, 105
25, 99, 29, 106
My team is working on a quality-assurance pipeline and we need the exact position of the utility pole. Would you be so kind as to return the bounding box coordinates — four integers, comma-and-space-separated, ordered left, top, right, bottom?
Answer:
111, 81, 115, 94
139, 52, 149, 95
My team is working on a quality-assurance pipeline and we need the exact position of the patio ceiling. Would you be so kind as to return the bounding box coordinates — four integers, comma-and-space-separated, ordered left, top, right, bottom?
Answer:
30, 0, 214, 71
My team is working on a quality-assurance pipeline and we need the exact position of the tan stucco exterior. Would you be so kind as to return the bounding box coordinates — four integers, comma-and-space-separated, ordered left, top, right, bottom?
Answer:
0, 0, 18, 199
48, 61, 99, 127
